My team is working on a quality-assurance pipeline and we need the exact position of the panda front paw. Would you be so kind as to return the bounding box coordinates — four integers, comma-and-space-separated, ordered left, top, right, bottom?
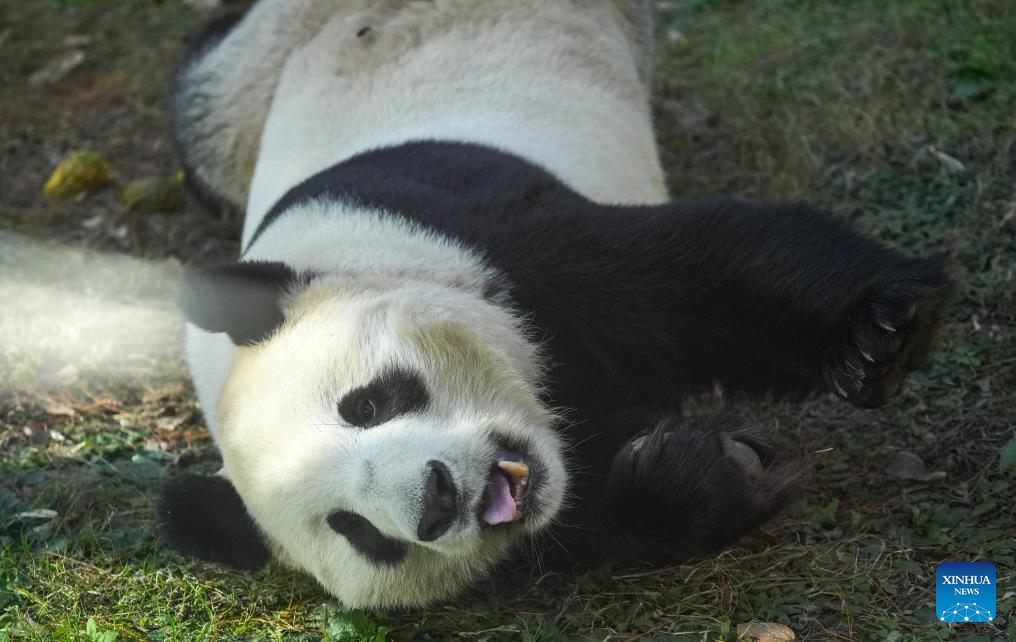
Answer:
605, 416, 797, 561
824, 258, 950, 408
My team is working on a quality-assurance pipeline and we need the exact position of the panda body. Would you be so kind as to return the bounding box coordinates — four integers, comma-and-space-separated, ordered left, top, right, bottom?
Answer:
165, 0, 951, 609
179, 0, 665, 441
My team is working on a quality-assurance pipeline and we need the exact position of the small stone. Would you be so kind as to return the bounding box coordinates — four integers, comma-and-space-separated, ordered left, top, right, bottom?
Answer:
22, 425, 50, 445
666, 29, 686, 45
144, 438, 170, 453
884, 450, 928, 481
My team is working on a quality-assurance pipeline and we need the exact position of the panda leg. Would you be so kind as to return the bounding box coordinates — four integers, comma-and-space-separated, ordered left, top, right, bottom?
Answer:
541, 412, 797, 568
609, 200, 953, 406
172, 0, 344, 214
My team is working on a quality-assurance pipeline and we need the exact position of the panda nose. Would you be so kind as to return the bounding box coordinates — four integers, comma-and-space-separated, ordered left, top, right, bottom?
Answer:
417, 460, 457, 541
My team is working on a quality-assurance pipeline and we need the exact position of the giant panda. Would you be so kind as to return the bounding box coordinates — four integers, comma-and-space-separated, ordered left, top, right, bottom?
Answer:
161, 0, 951, 609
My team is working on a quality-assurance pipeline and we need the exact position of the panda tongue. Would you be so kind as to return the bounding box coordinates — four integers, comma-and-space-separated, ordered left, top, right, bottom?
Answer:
482, 472, 517, 525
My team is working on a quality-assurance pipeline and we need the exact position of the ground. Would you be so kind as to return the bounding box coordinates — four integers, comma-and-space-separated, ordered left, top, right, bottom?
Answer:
1, 0, 1014, 640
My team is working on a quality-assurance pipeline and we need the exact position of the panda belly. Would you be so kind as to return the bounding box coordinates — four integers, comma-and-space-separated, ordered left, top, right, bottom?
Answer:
241, 1, 668, 247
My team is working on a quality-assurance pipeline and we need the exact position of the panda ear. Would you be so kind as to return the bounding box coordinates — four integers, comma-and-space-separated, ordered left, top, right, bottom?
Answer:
158, 473, 271, 569
181, 261, 299, 345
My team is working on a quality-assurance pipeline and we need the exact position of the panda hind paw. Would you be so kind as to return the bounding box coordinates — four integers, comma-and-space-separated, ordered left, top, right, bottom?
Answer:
606, 416, 798, 560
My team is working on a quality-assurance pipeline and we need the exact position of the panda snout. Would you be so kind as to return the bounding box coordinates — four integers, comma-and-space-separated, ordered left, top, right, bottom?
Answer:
417, 460, 458, 541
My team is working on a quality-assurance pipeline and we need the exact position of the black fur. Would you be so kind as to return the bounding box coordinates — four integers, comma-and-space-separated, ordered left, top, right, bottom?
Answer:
165, 142, 950, 573
181, 260, 300, 346
327, 510, 409, 565
556, 410, 800, 564
243, 141, 950, 568
159, 474, 270, 569
249, 141, 951, 409
337, 369, 431, 429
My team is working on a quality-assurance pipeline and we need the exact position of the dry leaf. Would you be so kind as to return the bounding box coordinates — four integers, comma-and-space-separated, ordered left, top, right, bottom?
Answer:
736, 622, 796, 641
118, 174, 184, 212
930, 147, 966, 173
43, 149, 110, 199
29, 48, 87, 86
142, 382, 185, 403
17, 509, 58, 521
62, 34, 93, 48
156, 414, 188, 432
78, 399, 122, 414
44, 402, 76, 418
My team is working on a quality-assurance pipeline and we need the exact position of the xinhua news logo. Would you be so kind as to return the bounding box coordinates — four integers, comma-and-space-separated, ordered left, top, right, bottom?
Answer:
936, 562, 996, 623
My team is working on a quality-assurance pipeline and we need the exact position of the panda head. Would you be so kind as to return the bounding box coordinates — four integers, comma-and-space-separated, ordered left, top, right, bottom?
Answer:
163, 261, 568, 608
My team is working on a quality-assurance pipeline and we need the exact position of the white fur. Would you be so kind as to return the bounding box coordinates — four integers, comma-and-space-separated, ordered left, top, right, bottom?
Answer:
177, 0, 668, 225
243, 0, 668, 243
181, 0, 665, 608
189, 201, 500, 440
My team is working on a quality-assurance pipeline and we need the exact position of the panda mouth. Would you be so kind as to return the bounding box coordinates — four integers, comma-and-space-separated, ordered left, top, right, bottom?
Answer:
479, 449, 530, 526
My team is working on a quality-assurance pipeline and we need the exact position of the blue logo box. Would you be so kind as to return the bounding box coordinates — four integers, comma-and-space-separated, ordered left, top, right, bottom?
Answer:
936, 562, 996, 623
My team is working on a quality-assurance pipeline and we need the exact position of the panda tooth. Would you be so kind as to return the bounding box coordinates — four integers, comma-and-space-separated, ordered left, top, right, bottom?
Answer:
497, 460, 529, 479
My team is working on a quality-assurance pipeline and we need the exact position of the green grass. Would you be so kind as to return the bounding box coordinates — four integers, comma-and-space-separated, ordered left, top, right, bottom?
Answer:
2, 0, 1015, 640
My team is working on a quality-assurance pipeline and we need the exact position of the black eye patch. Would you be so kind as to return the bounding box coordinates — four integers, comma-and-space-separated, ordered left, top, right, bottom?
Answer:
338, 369, 429, 428
326, 510, 408, 565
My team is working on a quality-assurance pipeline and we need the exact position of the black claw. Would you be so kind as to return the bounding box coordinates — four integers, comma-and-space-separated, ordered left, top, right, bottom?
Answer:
825, 260, 950, 407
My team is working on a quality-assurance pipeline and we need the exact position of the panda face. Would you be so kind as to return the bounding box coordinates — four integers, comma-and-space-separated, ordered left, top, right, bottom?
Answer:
214, 278, 567, 607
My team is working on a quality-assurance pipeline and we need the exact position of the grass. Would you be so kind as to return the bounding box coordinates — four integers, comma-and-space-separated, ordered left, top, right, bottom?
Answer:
1, 0, 1014, 640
